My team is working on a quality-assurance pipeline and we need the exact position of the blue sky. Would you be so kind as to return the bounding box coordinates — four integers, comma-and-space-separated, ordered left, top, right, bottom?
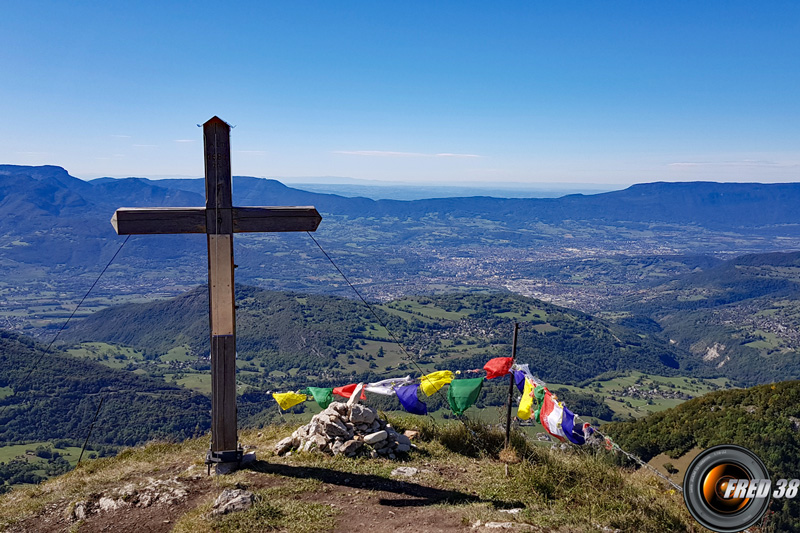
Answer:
2, 1, 798, 184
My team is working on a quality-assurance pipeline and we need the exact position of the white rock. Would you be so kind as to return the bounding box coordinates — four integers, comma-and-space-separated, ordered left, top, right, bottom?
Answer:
320, 408, 339, 419
342, 439, 363, 453
485, 522, 514, 529
349, 404, 377, 425
72, 502, 87, 521
330, 402, 348, 415
364, 430, 388, 444
346, 384, 364, 406
310, 434, 327, 449
212, 489, 255, 516
390, 466, 418, 477
98, 497, 123, 512
322, 418, 350, 438
275, 436, 294, 455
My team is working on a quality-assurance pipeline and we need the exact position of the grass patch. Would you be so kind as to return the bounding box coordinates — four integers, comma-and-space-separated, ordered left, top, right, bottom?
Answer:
531, 323, 559, 333
161, 345, 195, 362
173, 492, 338, 533
0, 422, 701, 533
176, 373, 212, 395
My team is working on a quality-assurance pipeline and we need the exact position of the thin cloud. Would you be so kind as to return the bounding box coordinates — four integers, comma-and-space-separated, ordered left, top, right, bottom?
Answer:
132, 144, 158, 148
333, 150, 481, 158
333, 150, 426, 157
668, 160, 796, 168
174, 139, 194, 143
435, 153, 480, 158
17, 151, 52, 156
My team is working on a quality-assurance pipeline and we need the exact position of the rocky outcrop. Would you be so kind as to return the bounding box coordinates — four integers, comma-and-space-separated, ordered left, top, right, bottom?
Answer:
274, 402, 413, 459
70, 477, 188, 521
212, 488, 255, 516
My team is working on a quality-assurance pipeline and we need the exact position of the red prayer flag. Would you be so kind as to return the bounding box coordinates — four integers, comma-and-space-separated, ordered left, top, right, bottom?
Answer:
332, 383, 367, 400
483, 357, 514, 379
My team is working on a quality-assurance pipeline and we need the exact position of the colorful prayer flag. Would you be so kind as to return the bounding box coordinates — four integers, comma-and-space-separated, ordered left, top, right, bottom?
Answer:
532, 385, 546, 424
419, 370, 454, 396
513, 370, 526, 393
333, 383, 367, 400
447, 377, 484, 415
512, 364, 538, 390
396, 384, 428, 415
306, 387, 334, 409
272, 392, 306, 411
365, 376, 413, 395
517, 378, 535, 420
539, 389, 567, 442
483, 357, 513, 379
561, 405, 585, 445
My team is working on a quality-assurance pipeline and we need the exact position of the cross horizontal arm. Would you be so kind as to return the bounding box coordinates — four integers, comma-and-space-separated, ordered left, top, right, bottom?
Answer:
111, 206, 322, 235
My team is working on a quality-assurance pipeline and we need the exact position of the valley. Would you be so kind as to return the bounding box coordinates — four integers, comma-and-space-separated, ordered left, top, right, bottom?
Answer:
2, 165, 800, 502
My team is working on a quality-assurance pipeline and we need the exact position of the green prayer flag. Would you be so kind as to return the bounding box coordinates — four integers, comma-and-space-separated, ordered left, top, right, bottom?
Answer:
532, 385, 546, 424
306, 387, 334, 409
447, 377, 484, 416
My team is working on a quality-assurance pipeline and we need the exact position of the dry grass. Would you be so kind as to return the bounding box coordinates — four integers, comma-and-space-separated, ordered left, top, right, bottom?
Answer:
171, 490, 338, 533
0, 419, 709, 533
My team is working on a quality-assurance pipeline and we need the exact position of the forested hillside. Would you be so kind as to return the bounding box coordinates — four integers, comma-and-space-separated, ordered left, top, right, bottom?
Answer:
605, 380, 800, 530
0, 330, 210, 446
62, 286, 697, 390
615, 251, 800, 384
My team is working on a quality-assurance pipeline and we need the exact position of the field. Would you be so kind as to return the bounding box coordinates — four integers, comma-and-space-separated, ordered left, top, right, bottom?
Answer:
0, 443, 83, 466
0, 441, 86, 490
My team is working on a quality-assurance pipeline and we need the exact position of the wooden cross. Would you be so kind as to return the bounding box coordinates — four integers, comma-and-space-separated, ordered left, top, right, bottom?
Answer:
111, 116, 322, 463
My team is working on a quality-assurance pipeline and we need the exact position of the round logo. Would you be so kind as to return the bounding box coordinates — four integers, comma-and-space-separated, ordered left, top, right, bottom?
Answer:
683, 445, 771, 532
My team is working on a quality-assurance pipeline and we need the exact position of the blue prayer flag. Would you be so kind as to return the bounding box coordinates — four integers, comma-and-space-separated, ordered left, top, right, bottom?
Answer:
561, 406, 585, 445
396, 384, 428, 415
513, 370, 525, 393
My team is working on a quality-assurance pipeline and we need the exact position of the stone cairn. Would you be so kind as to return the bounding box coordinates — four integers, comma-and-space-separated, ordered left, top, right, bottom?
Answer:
274, 401, 413, 459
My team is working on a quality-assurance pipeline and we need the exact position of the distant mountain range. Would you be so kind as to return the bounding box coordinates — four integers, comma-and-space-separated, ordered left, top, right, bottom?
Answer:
3, 164, 800, 330
5, 164, 800, 230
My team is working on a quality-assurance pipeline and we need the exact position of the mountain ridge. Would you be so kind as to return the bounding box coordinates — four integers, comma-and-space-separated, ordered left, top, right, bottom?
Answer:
6, 165, 800, 228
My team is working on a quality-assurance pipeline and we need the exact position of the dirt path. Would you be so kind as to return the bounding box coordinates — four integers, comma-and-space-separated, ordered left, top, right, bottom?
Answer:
9, 460, 534, 533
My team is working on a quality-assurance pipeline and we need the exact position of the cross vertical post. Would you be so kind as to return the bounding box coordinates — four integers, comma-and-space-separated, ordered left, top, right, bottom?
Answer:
110, 116, 322, 468
204, 117, 239, 461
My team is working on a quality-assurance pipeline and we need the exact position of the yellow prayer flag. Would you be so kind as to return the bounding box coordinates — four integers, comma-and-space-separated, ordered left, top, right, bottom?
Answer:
419, 370, 454, 396
517, 378, 534, 420
272, 392, 307, 410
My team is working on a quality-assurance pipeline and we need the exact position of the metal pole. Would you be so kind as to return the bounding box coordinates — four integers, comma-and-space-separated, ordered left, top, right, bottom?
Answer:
505, 322, 519, 448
